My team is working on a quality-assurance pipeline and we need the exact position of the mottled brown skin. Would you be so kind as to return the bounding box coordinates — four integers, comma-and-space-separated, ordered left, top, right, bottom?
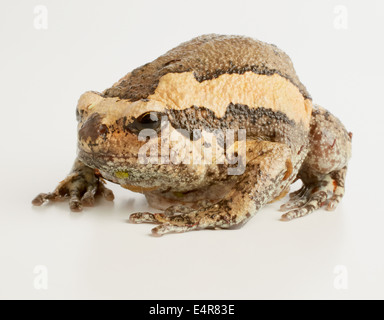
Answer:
280, 105, 351, 218
32, 34, 352, 236
103, 34, 311, 101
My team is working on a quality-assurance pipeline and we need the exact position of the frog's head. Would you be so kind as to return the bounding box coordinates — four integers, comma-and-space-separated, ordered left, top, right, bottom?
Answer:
75, 91, 206, 192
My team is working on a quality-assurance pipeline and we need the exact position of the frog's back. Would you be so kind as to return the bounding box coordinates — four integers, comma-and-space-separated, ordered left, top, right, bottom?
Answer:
104, 34, 310, 101
103, 34, 312, 150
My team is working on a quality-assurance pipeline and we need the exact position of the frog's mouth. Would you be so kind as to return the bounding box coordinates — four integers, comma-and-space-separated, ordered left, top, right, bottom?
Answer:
77, 149, 167, 190
77, 149, 130, 169
77, 145, 160, 167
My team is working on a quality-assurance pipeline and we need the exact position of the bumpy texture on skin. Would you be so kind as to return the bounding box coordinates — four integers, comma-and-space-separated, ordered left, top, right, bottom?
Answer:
32, 34, 352, 236
279, 105, 352, 219
166, 103, 308, 153
130, 141, 295, 235
103, 34, 310, 100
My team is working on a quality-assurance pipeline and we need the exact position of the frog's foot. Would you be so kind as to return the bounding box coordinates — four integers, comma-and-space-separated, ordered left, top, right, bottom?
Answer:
280, 167, 347, 220
32, 175, 114, 212
32, 160, 114, 212
128, 204, 193, 222
129, 211, 201, 236
129, 201, 233, 236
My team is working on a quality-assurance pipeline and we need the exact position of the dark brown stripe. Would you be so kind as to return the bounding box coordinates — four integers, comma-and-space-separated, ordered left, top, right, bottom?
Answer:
166, 103, 308, 151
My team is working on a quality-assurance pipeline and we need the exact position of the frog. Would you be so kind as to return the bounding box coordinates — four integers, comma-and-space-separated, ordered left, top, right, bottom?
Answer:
32, 34, 352, 236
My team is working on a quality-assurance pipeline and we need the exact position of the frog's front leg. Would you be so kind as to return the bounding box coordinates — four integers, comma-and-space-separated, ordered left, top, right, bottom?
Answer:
130, 141, 292, 236
32, 159, 114, 211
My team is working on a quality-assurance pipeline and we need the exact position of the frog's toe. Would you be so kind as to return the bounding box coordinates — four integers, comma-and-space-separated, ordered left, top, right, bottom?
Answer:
129, 205, 196, 224
326, 186, 345, 211
69, 191, 83, 212
95, 181, 115, 201
32, 174, 114, 212
80, 186, 97, 207
279, 194, 309, 211
129, 212, 165, 224
32, 193, 46, 206
279, 185, 310, 211
281, 190, 328, 221
326, 197, 340, 211
32, 192, 65, 206
130, 211, 203, 235
151, 223, 197, 237
281, 167, 348, 220
80, 181, 114, 207
288, 185, 308, 200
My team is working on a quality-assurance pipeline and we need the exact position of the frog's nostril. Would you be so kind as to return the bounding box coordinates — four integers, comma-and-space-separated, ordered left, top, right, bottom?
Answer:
78, 113, 108, 141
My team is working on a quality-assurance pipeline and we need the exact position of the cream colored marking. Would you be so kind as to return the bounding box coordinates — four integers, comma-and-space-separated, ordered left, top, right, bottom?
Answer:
77, 91, 104, 111
77, 92, 166, 125
77, 71, 312, 127
150, 71, 312, 127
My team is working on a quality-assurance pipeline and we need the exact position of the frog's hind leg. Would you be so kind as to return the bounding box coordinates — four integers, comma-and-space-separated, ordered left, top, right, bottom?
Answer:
280, 105, 352, 220
130, 141, 293, 236
280, 166, 347, 220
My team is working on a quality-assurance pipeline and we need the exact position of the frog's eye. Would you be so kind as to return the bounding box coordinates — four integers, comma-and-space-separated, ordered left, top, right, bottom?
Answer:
133, 111, 161, 131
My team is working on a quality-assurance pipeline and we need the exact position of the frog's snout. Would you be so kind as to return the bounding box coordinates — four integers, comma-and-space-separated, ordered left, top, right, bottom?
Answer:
78, 112, 109, 142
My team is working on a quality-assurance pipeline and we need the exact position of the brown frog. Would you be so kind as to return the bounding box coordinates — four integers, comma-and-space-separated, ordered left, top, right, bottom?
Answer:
32, 34, 352, 236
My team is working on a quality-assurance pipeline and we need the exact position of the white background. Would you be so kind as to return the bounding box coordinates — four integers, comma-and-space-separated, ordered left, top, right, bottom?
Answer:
1, 0, 383, 299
